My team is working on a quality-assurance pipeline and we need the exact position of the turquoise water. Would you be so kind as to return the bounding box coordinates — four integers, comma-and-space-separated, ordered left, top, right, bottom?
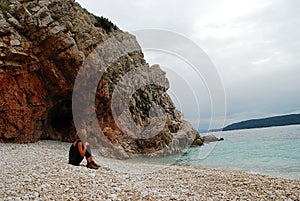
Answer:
174, 125, 300, 180
133, 125, 300, 180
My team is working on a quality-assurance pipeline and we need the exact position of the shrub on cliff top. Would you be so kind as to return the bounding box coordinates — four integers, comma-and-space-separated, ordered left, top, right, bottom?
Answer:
94, 15, 118, 33
51, 13, 62, 21
0, 0, 10, 13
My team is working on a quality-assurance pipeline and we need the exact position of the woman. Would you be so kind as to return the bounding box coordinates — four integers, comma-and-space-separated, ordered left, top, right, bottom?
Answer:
68, 132, 100, 169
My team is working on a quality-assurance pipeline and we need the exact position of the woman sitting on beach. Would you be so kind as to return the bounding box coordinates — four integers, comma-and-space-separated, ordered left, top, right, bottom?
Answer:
68, 130, 100, 169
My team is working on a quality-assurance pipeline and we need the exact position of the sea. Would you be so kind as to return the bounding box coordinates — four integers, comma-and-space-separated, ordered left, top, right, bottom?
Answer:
137, 125, 300, 180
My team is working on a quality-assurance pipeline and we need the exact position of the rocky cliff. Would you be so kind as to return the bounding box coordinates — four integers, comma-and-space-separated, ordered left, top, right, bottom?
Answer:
0, 0, 202, 158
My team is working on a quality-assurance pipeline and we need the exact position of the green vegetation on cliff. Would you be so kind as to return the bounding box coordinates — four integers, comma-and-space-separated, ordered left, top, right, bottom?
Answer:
0, 0, 10, 13
94, 15, 118, 33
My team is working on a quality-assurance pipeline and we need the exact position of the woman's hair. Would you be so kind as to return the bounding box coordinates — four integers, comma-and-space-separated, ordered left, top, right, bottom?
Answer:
74, 133, 79, 140
74, 128, 88, 142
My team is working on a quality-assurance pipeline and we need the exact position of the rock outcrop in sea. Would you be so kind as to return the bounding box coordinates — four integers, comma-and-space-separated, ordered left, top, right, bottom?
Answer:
202, 134, 223, 143
0, 0, 203, 158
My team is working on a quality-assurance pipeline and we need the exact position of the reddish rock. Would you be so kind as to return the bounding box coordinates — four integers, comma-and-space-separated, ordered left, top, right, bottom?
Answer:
0, 0, 202, 158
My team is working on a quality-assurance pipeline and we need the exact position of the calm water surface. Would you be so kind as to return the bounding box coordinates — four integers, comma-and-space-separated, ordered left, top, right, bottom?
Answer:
135, 125, 300, 180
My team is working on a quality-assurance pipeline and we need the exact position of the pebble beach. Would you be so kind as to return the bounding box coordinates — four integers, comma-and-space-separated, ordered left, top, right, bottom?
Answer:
1, 141, 299, 200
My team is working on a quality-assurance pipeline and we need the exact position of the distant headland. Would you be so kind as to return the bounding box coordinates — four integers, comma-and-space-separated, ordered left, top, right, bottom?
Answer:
222, 113, 300, 131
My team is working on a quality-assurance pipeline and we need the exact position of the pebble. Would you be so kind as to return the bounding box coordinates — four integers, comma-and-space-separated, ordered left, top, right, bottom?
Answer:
109, 194, 117, 200
0, 141, 299, 200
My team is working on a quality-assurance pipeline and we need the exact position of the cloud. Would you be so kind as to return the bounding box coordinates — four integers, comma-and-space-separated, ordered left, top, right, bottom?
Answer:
192, 0, 300, 118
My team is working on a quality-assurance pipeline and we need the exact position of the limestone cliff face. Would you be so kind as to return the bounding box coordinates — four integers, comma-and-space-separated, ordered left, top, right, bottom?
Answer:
0, 0, 202, 157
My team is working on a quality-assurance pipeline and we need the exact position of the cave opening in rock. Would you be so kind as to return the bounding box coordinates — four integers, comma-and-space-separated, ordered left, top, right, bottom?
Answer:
43, 97, 76, 142
51, 103, 72, 131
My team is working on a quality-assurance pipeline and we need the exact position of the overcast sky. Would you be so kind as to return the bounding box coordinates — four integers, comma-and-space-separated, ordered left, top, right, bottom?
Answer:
77, 0, 300, 131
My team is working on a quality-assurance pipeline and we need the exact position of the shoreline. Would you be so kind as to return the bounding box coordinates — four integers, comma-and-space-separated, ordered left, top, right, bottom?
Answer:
1, 140, 299, 200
